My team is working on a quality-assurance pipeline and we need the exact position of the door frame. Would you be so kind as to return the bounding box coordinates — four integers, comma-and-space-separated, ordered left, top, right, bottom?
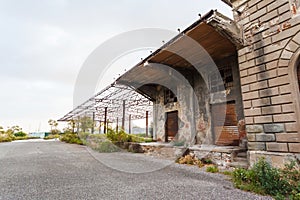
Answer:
165, 111, 178, 142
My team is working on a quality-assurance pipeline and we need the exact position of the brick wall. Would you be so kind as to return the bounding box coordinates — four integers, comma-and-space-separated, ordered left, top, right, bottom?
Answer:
232, 0, 300, 154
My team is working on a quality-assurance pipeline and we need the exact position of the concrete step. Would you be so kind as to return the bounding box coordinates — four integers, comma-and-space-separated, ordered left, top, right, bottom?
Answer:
228, 161, 249, 169
233, 157, 248, 162
236, 152, 247, 158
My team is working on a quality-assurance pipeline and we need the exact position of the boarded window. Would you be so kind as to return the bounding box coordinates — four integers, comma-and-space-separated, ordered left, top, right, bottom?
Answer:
211, 102, 239, 146
164, 89, 177, 105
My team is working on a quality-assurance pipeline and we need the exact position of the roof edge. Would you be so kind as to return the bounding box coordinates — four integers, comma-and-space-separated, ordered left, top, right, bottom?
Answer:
205, 10, 244, 50
221, 0, 233, 7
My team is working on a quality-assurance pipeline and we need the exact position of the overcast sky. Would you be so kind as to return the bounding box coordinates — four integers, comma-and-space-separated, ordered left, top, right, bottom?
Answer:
0, 0, 232, 132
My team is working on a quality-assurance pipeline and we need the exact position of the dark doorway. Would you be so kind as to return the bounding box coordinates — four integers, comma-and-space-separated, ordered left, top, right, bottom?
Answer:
211, 101, 239, 146
165, 111, 178, 142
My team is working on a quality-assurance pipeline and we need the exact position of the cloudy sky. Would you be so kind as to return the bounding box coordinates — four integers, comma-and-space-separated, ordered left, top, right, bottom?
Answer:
0, 0, 232, 132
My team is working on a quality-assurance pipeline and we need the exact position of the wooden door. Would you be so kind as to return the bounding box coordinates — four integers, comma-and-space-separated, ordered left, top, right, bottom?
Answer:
165, 111, 178, 142
211, 102, 239, 146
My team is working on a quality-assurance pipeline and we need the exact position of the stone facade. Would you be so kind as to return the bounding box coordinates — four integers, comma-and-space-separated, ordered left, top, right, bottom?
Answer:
152, 0, 300, 167
117, 0, 300, 167
226, 0, 300, 166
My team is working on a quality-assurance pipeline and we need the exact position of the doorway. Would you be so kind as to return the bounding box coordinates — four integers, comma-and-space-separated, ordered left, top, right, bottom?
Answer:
165, 111, 178, 142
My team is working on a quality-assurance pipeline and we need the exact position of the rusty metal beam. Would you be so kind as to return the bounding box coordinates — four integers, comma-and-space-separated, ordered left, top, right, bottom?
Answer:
122, 100, 125, 130
104, 107, 107, 134
146, 111, 149, 137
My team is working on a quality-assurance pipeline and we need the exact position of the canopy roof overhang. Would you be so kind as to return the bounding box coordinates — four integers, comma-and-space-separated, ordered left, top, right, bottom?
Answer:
58, 84, 153, 122
117, 10, 243, 100
58, 10, 243, 123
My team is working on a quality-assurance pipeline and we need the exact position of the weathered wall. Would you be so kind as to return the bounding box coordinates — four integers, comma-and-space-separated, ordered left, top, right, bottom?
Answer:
153, 71, 211, 145
229, 0, 300, 164
193, 71, 212, 144
153, 56, 244, 146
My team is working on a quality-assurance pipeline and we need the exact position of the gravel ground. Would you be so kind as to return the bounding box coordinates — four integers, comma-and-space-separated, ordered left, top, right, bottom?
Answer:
0, 140, 273, 200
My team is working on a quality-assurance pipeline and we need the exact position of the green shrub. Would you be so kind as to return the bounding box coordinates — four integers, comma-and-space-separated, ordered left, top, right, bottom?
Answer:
106, 129, 132, 142
86, 133, 120, 153
134, 133, 146, 137
202, 158, 213, 164
14, 136, 38, 140
78, 132, 90, 142
0, 134, 13, 142
222, 171, 233, 176
44, 134, 60, 140
232, 157, 300, 199
130, 134, 153, 143
14, 131, 27, 137
90, 140, 120, 153
60, 133, 83, 145
206, 165, 219, 173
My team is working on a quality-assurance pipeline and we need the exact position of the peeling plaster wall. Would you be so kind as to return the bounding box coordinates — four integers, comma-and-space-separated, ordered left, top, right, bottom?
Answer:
193, 72, 213, 145
153, 71, 212, 145
153, 85, 196, 144
153, 56, 244, 146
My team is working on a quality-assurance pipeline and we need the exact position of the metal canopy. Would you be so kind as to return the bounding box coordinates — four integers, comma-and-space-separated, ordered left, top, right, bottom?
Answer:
58, 83, 153, 122
59, 10, 241, 124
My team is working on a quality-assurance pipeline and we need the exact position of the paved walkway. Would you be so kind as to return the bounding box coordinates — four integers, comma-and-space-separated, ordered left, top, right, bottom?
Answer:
0, 140, 272, 200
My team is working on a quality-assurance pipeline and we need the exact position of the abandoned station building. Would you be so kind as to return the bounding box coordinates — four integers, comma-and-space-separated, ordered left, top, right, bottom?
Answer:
61, 0, 300, 167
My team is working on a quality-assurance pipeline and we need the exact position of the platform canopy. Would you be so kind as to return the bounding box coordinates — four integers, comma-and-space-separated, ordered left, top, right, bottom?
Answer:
59, 10, 242, 124
58, 83, 153, 123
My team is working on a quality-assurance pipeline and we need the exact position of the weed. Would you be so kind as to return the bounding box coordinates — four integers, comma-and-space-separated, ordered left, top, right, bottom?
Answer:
60, 133, 83, 145
206, 165, 219, 173
232, 157, 300, 199
222, 171, 233, 176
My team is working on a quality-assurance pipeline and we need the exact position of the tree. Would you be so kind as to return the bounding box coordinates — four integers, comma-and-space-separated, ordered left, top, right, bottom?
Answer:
79, 116, 93, 133
11, 125, 22, 133
68, 119, 76, 134
62, 120, 76, 134
0, 126, 4, 134
48, 119, 59, 134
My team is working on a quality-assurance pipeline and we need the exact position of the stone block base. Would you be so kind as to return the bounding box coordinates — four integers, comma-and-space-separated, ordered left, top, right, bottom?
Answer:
249, 150, 300, 168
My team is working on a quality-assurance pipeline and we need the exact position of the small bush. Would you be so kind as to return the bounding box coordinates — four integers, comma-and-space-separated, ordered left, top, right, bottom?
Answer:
14, 136, 40, 140
206, 165, 219, 173
14, 131, 27, 137
222, 171, 233, 176
177, 154, 203, 168
44, 134, 60, 140
91, 141, 120, 153
60, 133, 83, 145
86, 134, 120, 153
232, 157, 300, 199
202, 158, 213, 164
0, 134, 13, 142
78, 132, 90, 142
106, 129, 132, 143
130, 134, 153, 143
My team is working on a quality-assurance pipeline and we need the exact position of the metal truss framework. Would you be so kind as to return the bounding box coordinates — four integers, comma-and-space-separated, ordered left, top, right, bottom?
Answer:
58, 83, 153, 123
